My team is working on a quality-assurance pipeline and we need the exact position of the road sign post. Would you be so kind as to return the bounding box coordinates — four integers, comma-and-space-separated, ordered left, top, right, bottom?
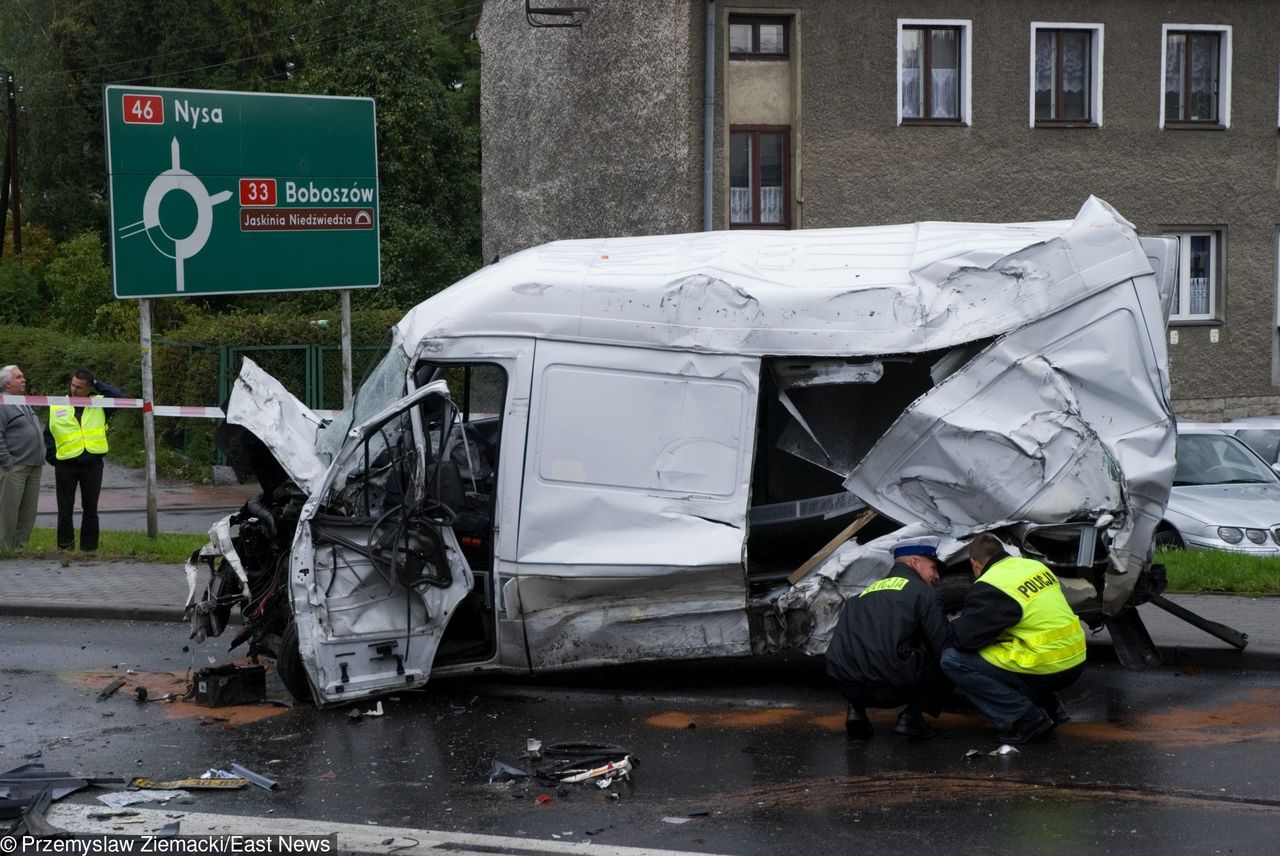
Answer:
105, 86, 379, 535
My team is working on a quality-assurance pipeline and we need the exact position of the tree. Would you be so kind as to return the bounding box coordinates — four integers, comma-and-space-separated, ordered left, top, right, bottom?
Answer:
0, 0, 483, 323
44, 230, 110, 334
287, 0, 482, 309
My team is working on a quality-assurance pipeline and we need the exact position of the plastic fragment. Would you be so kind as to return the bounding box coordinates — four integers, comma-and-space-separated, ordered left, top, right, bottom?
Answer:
488, 760, 531, 783
662, 817, 690, 825
990, 745, 1020, 756
536, 794, 552, 806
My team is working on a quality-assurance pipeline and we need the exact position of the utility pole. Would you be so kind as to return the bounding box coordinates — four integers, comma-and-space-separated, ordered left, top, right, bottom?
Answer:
0, 69, 10, 256
1, 69, 20, 256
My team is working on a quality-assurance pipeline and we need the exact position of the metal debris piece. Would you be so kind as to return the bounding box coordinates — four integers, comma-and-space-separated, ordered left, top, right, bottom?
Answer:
97, 678, 127, 702
526, 738, 543, 761
129, 776, 247, 790
97, 790, 190, 809
363, 701, 384, 717
229, 763, 278, 792
990, 745, 1020, 756
662, 817, 690, 825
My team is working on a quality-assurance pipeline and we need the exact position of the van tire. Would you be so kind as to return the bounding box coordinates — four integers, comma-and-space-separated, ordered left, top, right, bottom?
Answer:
936, 573, 975, 614
276, 622, 313, 705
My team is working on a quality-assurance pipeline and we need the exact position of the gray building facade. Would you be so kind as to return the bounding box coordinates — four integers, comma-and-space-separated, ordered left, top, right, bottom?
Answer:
479, 1, 1280, 418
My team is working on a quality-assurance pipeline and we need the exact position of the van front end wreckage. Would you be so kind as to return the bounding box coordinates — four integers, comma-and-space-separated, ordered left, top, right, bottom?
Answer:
186, 197, 1185, 706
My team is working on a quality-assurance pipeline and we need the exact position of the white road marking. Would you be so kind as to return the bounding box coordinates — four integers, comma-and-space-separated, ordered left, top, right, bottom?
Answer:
46, 804, 734, 856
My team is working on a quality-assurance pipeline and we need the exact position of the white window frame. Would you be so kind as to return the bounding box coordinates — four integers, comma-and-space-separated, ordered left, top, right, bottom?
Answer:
1028, 22, 1104, 127
897, 18, 972, 126
1159, 23, 1232, 129
1165, 230, 1220, 323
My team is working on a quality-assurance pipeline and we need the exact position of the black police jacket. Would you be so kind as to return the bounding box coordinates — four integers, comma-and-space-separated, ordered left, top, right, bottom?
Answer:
824, 563, 953, 690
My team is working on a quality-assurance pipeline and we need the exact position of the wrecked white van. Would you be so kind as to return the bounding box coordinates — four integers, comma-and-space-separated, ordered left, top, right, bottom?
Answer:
187, 197, 1183, 706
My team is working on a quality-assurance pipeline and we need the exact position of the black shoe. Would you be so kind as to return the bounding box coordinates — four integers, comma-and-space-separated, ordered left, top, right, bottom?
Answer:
845, 704, 873, 740
996, 707, 1055, 745
892, 709, 936, 740
1047, 698, 1071, 725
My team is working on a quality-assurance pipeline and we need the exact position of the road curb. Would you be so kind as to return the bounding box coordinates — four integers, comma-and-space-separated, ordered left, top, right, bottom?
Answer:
0, 600, 186, 623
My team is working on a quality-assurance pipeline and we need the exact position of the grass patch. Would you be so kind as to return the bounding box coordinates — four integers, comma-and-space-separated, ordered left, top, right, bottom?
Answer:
1157, 548, 1280, 595
8, 527, 208, 564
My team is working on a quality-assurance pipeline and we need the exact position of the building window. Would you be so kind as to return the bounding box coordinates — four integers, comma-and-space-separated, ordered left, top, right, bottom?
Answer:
1166, 231, 1220, 322
1161, 25, 1231, 127
729, 126, 789, 228
1031, 24, 1103, 126
898, 20, 972, 124
729, 16, 789, 60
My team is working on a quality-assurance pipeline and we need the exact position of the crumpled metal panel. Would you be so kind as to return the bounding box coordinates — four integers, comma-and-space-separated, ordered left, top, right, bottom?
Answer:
225, 358, 327, 495
395, 197, 1152, 359
517, 566, 751, 670
842, 276, 1173, 616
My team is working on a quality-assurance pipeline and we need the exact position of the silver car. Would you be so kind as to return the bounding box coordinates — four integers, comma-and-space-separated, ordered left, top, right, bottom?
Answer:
1157, 430, 1280, 553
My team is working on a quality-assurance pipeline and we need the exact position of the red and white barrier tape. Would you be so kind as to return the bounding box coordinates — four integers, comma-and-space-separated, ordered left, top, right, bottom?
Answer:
0, 394, 339, 420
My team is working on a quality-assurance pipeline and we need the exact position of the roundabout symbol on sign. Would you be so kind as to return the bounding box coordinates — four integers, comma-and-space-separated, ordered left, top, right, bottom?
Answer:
117, 137, 232, 292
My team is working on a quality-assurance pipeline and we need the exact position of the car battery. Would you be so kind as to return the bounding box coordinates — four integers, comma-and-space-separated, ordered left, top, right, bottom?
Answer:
194, 664, 266, 707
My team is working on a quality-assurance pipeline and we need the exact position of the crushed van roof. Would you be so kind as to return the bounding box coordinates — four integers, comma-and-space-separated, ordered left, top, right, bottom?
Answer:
397, 196, 1154, 357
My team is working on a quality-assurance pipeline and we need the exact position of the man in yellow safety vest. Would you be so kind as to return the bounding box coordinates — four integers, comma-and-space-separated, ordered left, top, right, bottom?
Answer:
940, 533, 1086, 744
43, 369, 124, 552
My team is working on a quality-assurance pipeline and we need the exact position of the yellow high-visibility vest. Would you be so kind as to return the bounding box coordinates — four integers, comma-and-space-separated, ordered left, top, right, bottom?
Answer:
977, 556, 1086, 675
48, 397, 108, 460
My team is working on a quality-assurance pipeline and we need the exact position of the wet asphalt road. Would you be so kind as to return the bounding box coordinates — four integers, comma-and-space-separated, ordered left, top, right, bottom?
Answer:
2, 616, 1279, 855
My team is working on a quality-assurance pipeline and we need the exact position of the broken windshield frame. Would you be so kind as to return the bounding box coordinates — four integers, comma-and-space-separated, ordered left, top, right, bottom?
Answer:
316, 334, 412, 464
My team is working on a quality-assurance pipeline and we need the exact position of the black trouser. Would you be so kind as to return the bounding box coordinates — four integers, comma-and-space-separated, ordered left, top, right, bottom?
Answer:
836, 657, 952, 718
55, 454, 104, 551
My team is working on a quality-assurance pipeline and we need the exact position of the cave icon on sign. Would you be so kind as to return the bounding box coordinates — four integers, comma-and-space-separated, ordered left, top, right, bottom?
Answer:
116, 138, 233, 292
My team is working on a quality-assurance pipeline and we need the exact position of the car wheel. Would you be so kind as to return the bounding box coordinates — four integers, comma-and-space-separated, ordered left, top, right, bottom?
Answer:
936, 572, 975, 614
1153, 527, 1184, 550
276, 622, 313, 705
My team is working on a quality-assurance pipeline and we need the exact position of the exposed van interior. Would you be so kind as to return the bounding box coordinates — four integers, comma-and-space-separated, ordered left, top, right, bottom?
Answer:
746, 344, 994, 590
413, 360, 507, 666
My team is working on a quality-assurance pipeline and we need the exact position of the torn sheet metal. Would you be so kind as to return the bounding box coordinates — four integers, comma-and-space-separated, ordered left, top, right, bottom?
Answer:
225, 358, 327, 494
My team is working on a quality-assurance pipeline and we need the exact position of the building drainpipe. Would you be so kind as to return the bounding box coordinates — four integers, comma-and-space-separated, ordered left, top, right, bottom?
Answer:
703, 0, 716, 232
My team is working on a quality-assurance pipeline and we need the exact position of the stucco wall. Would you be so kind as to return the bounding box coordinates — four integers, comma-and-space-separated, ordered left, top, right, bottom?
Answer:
481, 0, 1280, 417
478, 1, 703, 261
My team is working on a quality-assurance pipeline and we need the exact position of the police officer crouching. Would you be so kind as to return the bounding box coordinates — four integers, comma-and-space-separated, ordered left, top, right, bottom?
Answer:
940, 533, 1086, 744
824, 536, 953, 741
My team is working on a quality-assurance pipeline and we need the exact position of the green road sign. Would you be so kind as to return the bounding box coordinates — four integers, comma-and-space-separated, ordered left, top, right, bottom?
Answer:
105, 85, 379, 298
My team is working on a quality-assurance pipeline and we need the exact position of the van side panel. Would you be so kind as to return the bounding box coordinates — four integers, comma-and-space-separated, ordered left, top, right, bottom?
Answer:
516, 341, 759, 668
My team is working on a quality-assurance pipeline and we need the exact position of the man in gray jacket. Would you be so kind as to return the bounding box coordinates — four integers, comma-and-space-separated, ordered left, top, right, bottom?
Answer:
0, 365, 44, 552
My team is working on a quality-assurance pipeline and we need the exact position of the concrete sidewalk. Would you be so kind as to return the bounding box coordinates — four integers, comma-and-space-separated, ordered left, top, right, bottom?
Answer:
0, 553, 1275, 671
37, 458, 258, 513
